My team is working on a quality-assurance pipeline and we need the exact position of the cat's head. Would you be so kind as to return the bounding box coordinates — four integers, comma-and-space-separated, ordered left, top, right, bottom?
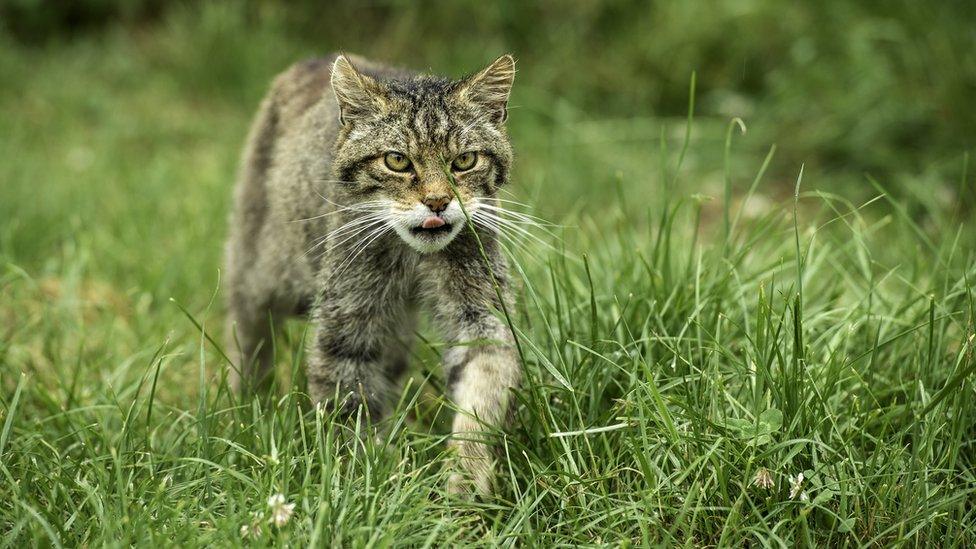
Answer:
329, 54, 515, 254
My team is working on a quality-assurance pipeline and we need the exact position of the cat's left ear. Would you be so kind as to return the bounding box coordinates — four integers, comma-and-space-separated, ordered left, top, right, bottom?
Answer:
456, 54, 516, 124
331, 54, 387, 125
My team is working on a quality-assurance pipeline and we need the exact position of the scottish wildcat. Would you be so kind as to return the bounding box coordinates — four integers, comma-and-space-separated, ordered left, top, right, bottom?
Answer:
224, 53, 520, 495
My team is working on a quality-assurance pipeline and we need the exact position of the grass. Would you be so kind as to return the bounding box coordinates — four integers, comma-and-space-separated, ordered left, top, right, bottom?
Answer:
2, 3, 975, 546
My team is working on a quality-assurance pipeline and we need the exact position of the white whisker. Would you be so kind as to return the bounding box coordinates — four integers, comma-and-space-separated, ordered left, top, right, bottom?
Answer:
326, 213, 389, 238
491, 197, 535, 208
471, 214, 536, 251
289, 203, 385, 223
470, 216, 542, 262
329, 225, 393, 280
313, 178, 363, 186
316, 217, 388, 256
474, 218, 528, 247
473, 208, 549, 235
322, 198, 387, 212
302, 213, 389, 259
472, 211, 557, 251
456, 111, 494, 139
474, 203, 561, 228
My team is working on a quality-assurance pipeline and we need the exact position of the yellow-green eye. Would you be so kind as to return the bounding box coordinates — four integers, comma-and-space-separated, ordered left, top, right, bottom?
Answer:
384, 151, 411, 172
452, 151, 478, 171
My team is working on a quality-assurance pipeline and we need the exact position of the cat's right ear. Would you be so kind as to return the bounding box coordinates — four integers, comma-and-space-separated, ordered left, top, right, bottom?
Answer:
455, 54, 516, 124
331, 55, 386, 125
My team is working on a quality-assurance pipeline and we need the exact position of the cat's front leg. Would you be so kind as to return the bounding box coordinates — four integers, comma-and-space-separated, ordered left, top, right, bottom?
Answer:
447, 332, 519, 496
307, 287, 400, 423
435, 252, 521, 496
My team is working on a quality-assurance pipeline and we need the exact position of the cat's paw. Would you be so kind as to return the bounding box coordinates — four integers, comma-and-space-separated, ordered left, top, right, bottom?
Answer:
446, 471, 492, 499
445, 442, 495, 497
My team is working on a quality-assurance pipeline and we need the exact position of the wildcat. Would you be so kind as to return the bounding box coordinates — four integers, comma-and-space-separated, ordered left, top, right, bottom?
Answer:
224, 53, 520, 495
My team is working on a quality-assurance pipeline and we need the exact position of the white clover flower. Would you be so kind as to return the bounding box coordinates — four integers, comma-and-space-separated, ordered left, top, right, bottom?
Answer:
240, 521, 262, 539
788, 473, 805, 500
752, 467, 774, 490
267, 493, 295, 527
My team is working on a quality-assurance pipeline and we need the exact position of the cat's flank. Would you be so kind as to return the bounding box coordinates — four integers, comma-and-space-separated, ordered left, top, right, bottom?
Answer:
224, 53, 520, 495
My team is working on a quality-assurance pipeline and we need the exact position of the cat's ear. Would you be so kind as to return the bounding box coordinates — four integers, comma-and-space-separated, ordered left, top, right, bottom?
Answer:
331, 55, 386, 125
456, 54, 516, 124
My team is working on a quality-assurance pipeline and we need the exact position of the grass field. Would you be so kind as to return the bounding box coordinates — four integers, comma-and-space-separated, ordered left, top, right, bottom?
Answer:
1, 3, 975, 546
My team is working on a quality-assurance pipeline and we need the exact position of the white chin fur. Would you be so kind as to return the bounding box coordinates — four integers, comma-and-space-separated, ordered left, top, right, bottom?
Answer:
391, 201, 471, 254
394, 223, 464, 253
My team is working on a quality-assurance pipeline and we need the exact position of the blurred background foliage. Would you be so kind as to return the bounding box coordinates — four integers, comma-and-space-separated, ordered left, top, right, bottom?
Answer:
3, 0, 974, 180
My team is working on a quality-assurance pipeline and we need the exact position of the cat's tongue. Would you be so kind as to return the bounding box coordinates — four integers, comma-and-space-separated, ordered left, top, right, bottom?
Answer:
421, 216, 446, 229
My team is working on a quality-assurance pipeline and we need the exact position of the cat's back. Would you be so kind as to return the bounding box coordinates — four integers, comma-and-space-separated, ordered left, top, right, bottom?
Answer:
268, 56, 336, 127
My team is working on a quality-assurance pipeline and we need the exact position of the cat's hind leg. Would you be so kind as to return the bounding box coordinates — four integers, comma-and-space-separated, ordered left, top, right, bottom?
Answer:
226, 293, 282, 395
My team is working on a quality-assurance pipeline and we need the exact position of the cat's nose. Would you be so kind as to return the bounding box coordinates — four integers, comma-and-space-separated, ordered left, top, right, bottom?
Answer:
423, 194, 451, 214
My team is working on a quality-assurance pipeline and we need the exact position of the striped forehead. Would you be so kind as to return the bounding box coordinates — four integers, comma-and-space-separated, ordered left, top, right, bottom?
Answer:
340, 75, 499, 155
407, 106, 451, 149
387, 78, 457, 149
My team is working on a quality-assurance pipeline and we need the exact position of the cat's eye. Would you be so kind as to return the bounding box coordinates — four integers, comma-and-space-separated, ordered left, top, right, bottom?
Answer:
452, 151, 478, 172
384, 151, 411, 172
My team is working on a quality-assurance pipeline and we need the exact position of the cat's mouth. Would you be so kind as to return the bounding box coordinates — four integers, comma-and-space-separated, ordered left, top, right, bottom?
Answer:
410, 223, 453, 236
410, 215, 453, 236
394, 211, 462, 253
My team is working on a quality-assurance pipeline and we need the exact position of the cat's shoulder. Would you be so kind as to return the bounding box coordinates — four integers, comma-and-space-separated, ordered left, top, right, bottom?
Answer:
265, 54, 338, 121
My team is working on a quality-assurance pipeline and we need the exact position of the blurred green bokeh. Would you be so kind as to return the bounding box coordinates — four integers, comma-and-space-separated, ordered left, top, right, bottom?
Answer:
3, 0, 974, 178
